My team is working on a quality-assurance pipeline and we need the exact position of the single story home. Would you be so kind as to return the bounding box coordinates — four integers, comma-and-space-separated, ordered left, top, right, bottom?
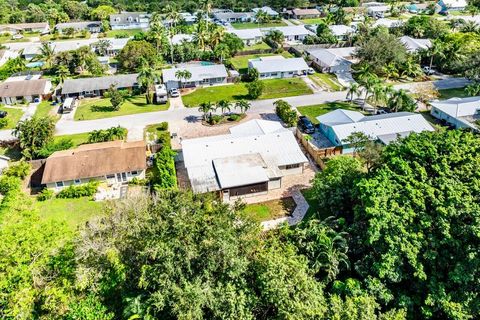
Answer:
0, 78, 52, 105
290, 8, 321, 19
253, 6, 279, 17
248, 56, 309, 79
329, 24, 355, 41
430, 96, 480, 130
60, 73, 139, 98
41, 140, 147, 191
228, 29, 263, 45
0, 22, 49, 34
162, 64, 228, 90
437, 0, 467, 12
307, 47, 357, 73
55, 21, 102, 33
213, 11, 254, 23
171, 33, 194, 45
373, 18, 404, 28
164, 12, 197, 26
367, 5, 390, 18
110, 12, 151, 30
400, 36, 432, 53
317, 109, 434, 153
0, 49, 18, 67
182, 119, 308, 201
261, 25, 314, 43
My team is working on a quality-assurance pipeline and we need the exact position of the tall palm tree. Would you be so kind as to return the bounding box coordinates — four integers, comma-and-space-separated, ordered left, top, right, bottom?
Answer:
388, 89, 416, 112
346, 83, 361, 102
137, 64, 160, 104
266, 30, 284, 48
209, 26, 225, 48
93, 39, 112, 56
200, 0, 213, 33
217, 100, 231, 115
235, 100, 251, 114
56, 65, 70, 83
164, 6, 180, 63
33, 42, 55, 69
175, 70, 192, 89
359, 74, 379, 110
461, 20, 479, 33
198, 101, 214, 121
422, 40, 445, 72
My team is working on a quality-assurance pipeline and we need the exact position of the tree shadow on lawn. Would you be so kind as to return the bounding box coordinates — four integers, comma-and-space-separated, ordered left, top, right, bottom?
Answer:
90, 104, 116, 112
232, 93, 251, 100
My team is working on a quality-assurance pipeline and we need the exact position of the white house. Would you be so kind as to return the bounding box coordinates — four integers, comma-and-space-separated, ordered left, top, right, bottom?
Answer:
373, 18, 404, 28
228, 29, 263, 46
55, 21, 102, 33
182, 119, 308, 201
61, 74, 139, 98
400, 36, 432, 53
253, 6, 279, 17
329, 25, 355, 41
110, 12, 150, 30
0, 22, 50, 34
162, 64, 228, 90
317, 110, 435, 153
41, 140, 147, 191
248, 56, 309, 79
430, 96, 480, 130
0, 77, 52, 105
307, 47, 357, 73
261, 26, 314, 43
0, 49, 18, 67
437, 0, 467, 12
213, 11, 254, 23
171, 33, 194, 45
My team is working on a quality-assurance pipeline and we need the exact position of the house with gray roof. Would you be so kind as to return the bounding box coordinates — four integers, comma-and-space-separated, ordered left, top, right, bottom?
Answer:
162, 64, 228, 90
110, 12, 150, 30
306, 47, 356, 73
0, 23, 50, 35
400, 36, 432, 53
213, 11, 254, 23
252, 6, 279, 17
228, 29, 263, 45
60, 74, 139, 98
329, 25, 355, 41
55, 21, 102, 34
248, 56, 309, 79
261, 26, 313, 43
430, 96, 480, 130
182, 119, 308, 201
317, 109, 434, 153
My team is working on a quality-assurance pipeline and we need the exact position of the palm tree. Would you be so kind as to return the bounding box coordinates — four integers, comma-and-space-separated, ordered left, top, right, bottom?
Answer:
388, 89, 416, 112
214, 43, 230, 63
461, 20, 479, 33
235, 100, 251, 114
209, 26, 225, 48
33, 42, 55, 69
175, 70, 192, 89
56, 65, 70, 83
137, 64, 160, 104
200, 0, 213, 33
266, 30, 284, 48
217, 100, 231, 115
346, 83, 361, 102
93, 39, 112, 56
422, 40, 445, 72
164, 6, 180, 63
359, 74, 379, 110
198, 101, 214, 121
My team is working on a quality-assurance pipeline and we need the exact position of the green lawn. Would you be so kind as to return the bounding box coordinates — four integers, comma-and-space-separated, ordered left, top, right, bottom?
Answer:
34, 100, 59, 119
54, 132, 91, 147
231, 21, 287, 29
182, 78, 313, 106
229, 51, 293, 73
297, 101, 360, 124
243, 197, 296, 223
74, 95, 169, 121
144, 122, 170, 143
35, 197, 104, 229
104, 29, 143, 38
438, 87, 467, 99
241, 41, 272, 52
309, 73, 343, 91
300, 18, 326, 25
40, 33, 90, 42
0, 106, 24, 129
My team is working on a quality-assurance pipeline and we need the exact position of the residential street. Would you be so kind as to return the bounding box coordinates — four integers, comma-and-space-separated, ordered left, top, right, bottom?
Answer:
0, 77, 470, 142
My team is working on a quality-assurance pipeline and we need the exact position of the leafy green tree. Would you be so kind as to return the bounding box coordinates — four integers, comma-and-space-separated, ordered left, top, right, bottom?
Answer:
235, 100, 251, 114
103, 85, 125, 111
316, 22, 337, 44
274, 99, 297, 127
91, 5, 117, 21
387, 89, 416, 112
13, 116, 56, 159
137, 63, 160, 104
117, 40, 157, 72
246, 80, 264, 99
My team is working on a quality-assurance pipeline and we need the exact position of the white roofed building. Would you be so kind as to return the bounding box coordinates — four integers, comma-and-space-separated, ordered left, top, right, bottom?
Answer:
329, 25, 355, 41
162, 64, 228, 90
317, 109, 435, 153
306, 47, 357, 73
182, 119, 308, 201
248, 56, 309, 79
228, 29, 263, 45
430, 96, 480, 130
261, 26, 313, 43
400, 36, 432, 53
253, 6, 279, 17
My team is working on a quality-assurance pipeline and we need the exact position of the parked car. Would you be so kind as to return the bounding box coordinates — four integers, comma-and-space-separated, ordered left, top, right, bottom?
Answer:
422, 66, 434, 75
298, 116, 315, 134
12, 34, 24, 40
169, 88, 180, 98
0, 111, 7, 118
306, 67, 315, 75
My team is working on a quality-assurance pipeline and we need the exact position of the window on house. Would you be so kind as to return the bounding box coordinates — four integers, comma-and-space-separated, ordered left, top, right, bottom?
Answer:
56, 181, 64, 187
131, 171, 138, 175
106, 174, 115, 179
286, 163, 300, 169
74, 179, 81, 185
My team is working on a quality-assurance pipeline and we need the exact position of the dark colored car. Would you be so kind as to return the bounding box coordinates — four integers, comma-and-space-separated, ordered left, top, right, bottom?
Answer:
0, 111, 7, 118
298, 116, 315, 134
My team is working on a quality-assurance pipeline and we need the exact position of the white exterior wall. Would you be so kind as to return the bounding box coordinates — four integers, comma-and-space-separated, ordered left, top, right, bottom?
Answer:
268, 178, 282, 189
46, 170, 146, 191
279, 163, 304, 175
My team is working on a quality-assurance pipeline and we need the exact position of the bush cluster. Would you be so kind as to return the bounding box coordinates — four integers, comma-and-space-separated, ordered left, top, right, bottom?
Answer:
274, 100, 298, 127
56, 181, 100, 199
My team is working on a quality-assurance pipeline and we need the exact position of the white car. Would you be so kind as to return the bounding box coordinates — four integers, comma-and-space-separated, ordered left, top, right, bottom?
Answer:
422, 66, 434, 75
12, 34, 24, 40
307, 68, 315, 75
169, 88, 180, 98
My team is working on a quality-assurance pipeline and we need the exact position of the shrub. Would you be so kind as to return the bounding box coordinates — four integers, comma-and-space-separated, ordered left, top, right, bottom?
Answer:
209, 114, 223, 125
56, 181, 100, 199
36, 138, 74, 158
129, 177, 148, 186
0, 118, 8, 129
158, 122, 168, 131
274, 100, 298, 127
246, 80, 264, 99
3, 161, 30, 179
228, 114, 240, 121
37, 188, 54, 201
152, 145, 177, 190
0, 176, 21, 195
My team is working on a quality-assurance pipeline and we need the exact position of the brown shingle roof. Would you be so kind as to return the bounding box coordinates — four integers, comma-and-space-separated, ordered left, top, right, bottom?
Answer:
0, 79, 50, 98
292, 8, 321, 15
0, 23, 49, 30
41, 140, 147, 184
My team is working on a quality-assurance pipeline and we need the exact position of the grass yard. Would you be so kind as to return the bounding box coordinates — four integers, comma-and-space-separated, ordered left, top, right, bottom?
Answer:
40, 33, 90, 42
243, 197, 296, 223
297, 101, 360, 124
231, 21, 287, 29
229, 51, 293, 73
34, 100, 59, 119
0, 106, 24, 129
309, 73, 343, 91
74, 95, 169, 121
54, 132, 91, 147
144, 122, 170, 143
300, 18, 326, 25
240, 41, 272, 52
182, 78, 313, 106
104, 29, 143, 38
35, 197, 104, 229
438, 87, 467, 99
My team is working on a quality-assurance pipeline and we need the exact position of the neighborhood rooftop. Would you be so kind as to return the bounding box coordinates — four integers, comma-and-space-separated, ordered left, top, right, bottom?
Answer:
162, 64, 228, 83
400, 36, 432, 52
41, 140, 147, 184
249, 56, 309, 74
61, 74, 139, 95
0, 79, 50, 98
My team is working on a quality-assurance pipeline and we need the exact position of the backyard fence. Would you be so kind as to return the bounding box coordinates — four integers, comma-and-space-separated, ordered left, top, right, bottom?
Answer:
295, 128, 342, 169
